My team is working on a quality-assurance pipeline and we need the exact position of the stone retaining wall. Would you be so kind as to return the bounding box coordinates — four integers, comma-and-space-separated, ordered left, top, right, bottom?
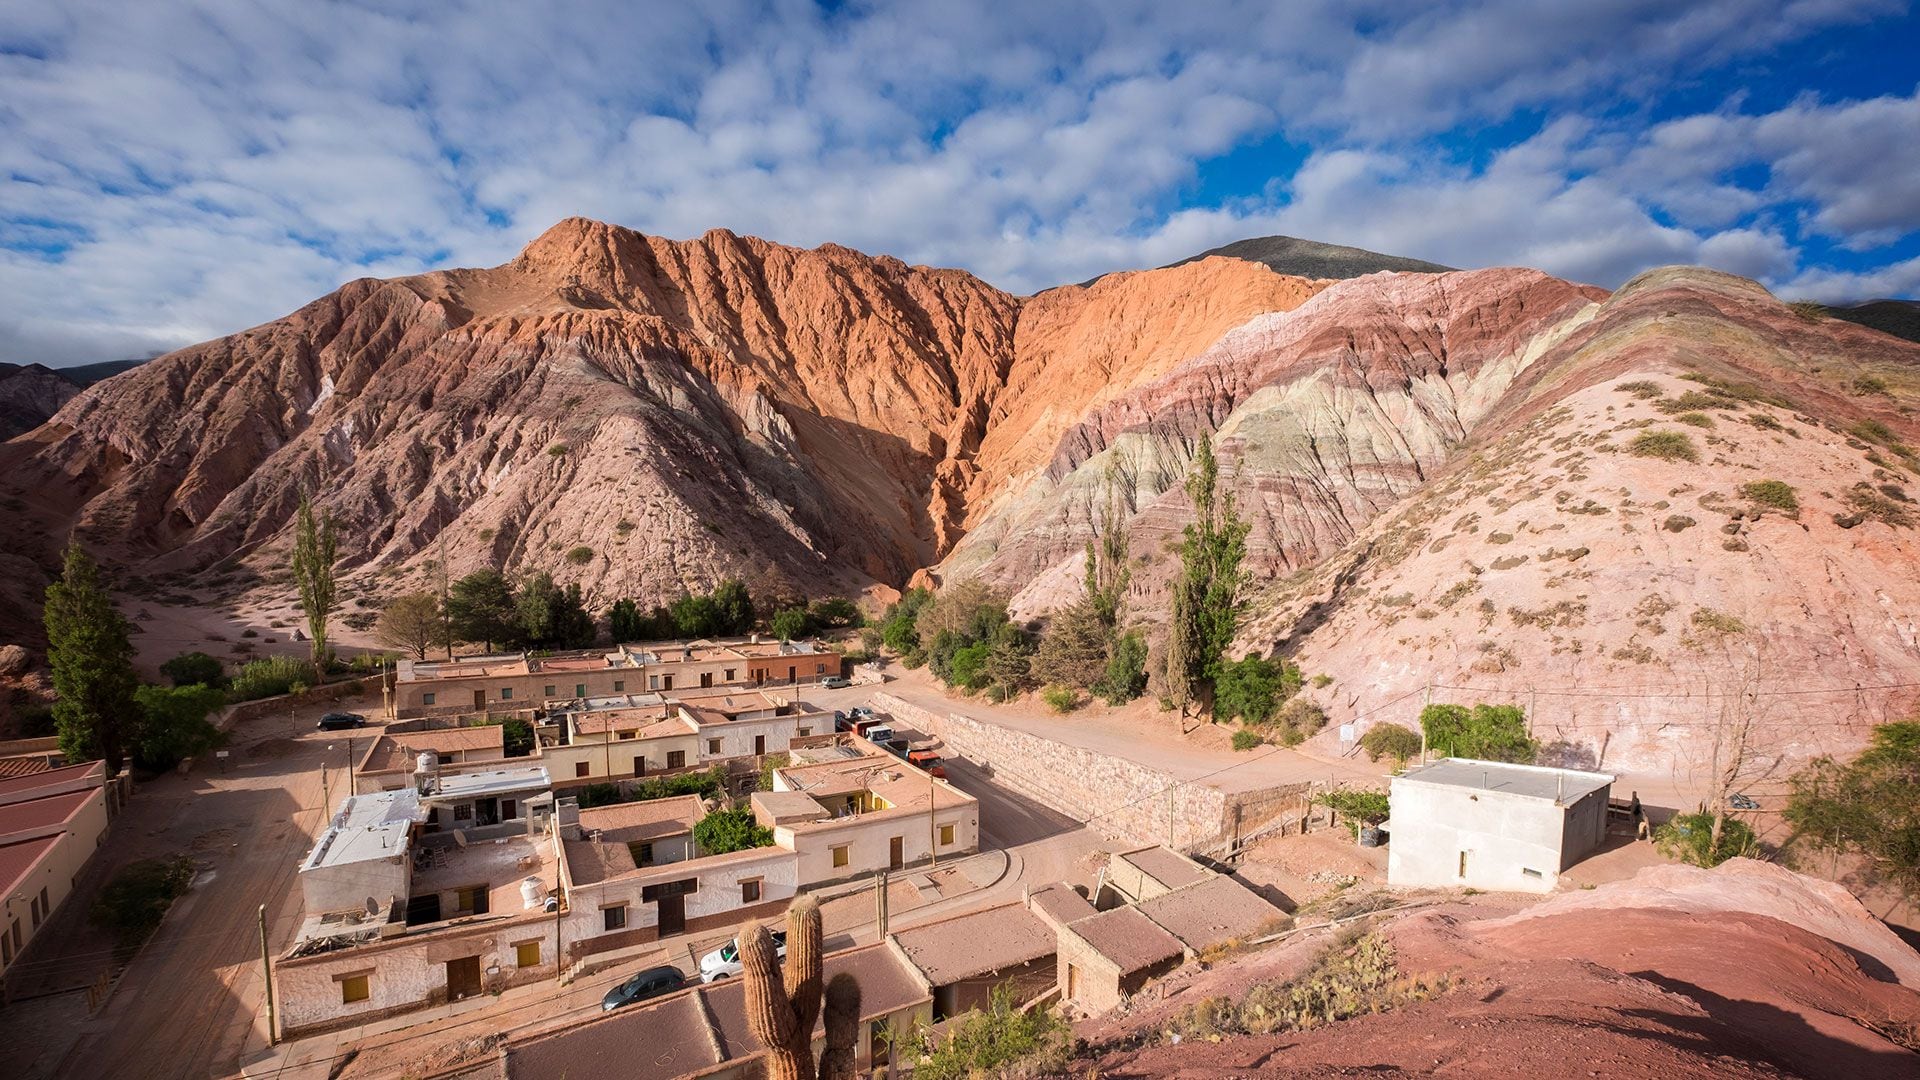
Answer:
872, 693, 1229, 848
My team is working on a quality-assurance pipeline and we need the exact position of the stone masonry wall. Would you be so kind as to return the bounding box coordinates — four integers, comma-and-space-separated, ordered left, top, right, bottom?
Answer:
873, 693, 1227, 848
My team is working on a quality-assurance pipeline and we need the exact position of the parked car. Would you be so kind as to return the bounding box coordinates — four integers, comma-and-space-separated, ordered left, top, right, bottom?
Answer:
850, 705, 874, 719
820, 675, 851, 689
601, 965, 684, 1011
316, 712, 367, 731
699, 929, 787, 982
834, 710, 855, 732
883, 737, 911, 760
907, 749, 947, 778
862, 724, 895, 746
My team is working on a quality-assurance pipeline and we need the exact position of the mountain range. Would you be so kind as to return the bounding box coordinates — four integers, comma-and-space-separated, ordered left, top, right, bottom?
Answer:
4, 220, 1919, 770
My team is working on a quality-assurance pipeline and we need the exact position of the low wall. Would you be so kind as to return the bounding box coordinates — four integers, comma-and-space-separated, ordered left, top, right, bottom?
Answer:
872, 693, 1228, 849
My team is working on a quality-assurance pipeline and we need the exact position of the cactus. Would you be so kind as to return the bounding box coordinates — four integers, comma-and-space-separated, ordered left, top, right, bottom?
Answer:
745, 894, 857, 1080
819, 972, 863, 1080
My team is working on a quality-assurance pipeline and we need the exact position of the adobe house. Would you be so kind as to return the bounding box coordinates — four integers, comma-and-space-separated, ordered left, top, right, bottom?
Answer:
537, 689, 830, 785
0, 762, 113, 976
1099, 844, 1214, 905
886, 900, 1058, 1019
1386, 758, 1614, 893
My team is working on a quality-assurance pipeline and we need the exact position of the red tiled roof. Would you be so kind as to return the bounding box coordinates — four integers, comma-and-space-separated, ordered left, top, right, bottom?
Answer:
0, 835, 59, 898
0, 788, 96, 837
0, 757, 52, 780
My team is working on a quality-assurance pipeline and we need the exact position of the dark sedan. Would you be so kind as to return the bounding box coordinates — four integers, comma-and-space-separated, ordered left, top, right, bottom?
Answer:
316, 712, 367, 731
601, 965, 685, 1011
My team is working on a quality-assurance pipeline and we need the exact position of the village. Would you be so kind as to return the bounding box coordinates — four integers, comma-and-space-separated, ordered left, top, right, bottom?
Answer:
0, 626, 1703, 1080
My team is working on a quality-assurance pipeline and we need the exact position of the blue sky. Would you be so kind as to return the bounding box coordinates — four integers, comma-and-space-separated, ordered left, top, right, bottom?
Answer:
2, 0, 1918, 368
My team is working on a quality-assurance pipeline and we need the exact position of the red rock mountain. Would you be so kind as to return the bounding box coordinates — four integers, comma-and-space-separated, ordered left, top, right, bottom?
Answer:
6, 220, 1920, 771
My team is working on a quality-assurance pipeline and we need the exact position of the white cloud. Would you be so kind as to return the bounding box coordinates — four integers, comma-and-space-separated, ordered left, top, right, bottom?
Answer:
0, 0, 1912, 366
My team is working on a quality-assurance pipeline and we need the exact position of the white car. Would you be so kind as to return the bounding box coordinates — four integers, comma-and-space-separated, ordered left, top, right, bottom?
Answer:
698, 928, 786, 982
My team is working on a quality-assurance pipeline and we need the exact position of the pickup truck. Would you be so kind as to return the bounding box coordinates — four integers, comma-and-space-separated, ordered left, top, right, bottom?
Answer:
882, 736, 911, 760
907, 749, 947, 778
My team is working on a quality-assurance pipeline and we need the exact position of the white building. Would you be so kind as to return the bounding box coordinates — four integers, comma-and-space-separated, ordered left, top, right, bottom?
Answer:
1386, 758, 1613, 893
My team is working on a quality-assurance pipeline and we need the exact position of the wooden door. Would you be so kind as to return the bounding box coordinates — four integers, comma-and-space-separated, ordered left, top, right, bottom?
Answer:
657, 894, 686, 935
473, 690, 486, 709
446, 955, 482, 1000
889, 836, 904, 870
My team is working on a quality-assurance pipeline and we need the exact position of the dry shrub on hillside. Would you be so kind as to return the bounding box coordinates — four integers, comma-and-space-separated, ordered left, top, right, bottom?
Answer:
1165, 930, 1449, 1041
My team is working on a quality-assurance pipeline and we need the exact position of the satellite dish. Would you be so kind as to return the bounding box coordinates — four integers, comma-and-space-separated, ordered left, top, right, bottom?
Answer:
365, 896, 380, 916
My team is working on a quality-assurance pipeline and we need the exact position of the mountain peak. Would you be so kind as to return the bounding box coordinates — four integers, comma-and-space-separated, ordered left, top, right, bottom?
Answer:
1168, 235, 1454, 279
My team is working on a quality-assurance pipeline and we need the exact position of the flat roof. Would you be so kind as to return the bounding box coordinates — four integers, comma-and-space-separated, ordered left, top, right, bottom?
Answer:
1134, 875, 1282, 953
578, 795, 703, 843
753, 789, 829, 825
427, 766, 551, 801
1067, 906, 1184, 973
360, 728, 506, 774
0, 835, 59, 898
412, 831, 557, 913
1396, 758, 1614, 802
301, 790, 424, 871
890, 902, 1056, 985
1115, 845, 1211, 892
0, 787, 96, 838
1027, 882, 1098, 927
775, 755, 973, 825
0, 760, 103, 803
502, 943, 925, 1080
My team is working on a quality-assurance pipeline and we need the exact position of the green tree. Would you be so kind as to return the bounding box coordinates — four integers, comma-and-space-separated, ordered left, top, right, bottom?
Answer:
608, 598, 643, 642
515, 572, 561, 645
771, 607, 812, 642
1164, 439, 1250, 713
879, 587, 933, 652
44, 542, 139, 771
1031, 598, 1110, 689
159, 651, 224, 688
671, 592, 724, 638
446, 569, 516, 650
808, 597, 862, 628
1784, 721, 1920, 900
289, 491, 339, 677
131, 684, 225, 772
981, 622, 1035, 700
1419, 703, 1536, 763
710, 579, 756, 635
948, 640, 992, 691
501, 717, 535, 757
693, 807, 775, 855
1214, 655, 1284, 724
375, 591, 442, 660
1096, 630, 1149, 705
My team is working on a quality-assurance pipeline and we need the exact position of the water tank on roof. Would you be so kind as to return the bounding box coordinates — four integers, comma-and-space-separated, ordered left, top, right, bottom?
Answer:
520, 876, 546, 910
416, 751, 438, 776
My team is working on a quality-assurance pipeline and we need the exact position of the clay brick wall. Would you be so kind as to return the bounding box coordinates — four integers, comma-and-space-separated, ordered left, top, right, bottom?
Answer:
872, 693, 1228, 849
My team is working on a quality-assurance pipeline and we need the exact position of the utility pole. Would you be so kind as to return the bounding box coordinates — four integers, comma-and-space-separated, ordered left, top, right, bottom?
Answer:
1420, 681, 1431, 762
346, 737, 355, 793
258, 904, 277, 1046
928, 766, 937, 868
875, 870, 889, 937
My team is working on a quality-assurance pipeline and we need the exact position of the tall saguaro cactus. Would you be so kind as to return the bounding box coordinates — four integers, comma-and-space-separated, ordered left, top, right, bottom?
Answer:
742, 894, 861, 1080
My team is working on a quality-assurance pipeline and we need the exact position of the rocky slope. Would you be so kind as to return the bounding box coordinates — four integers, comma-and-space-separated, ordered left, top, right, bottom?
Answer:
940, 266, 1920, 771
0, 220, 1312, 642
0, 362, 82, 440
1078, 860, 1920, 1078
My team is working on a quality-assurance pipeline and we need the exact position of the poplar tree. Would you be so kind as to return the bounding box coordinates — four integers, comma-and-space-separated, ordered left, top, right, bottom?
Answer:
290, 491, 339, 678
44, 542, 139, 771
1164, 439, 1250, 713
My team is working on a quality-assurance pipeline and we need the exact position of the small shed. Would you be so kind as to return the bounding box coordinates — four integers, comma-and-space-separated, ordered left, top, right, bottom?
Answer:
1057, 906, 1184, 1013
1387, 758, 1614, 893
888, 901, 1057, 1019
1102, 845, 1211, 905
1133, 873, 1288, 956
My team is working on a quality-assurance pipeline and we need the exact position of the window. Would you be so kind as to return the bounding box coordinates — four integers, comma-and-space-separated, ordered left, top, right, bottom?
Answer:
667, 751, 686, 769
603, 905, 628, 932
741, 878, 762, 903
613, 680, 624, 692
341, 974, 370, 1004
636, 842, 655, 866
423, 692, 436, 706
575, 762, 590, 778
515, 941, 541, 967
544, 684, 556, 697
832, 845, 850, 869
1522, 867, 1543, 879
662, 675, 674, 691
1, 928, 11, 965
575, 683, 586, 697
707, 739, 722, 755
939, 824, 955, 846
649, 675, 659, 690
816, 663, 826, 674
455, 885, 488, 914
502, 799, 517, 820
500, 687, 513, 700
797, 727, 811, 738
453, 804, 473, 821
724, 668, 736, 682
754, 735, 765, 755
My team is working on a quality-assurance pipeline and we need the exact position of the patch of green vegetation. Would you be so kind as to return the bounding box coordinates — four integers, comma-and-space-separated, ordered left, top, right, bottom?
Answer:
1852, 374, 1891, 396
1615, 380, 1663, 399
1744, 412, 1785, 432
1846, 483, 1915, 527
1629, 430, 1698, 463
1310, 673, 1334, 689
1655, 810, 1759, 867
1359, 722, 1421, 765
1164, 930, 1447, 1041
917, 985, 1069, 1080
1689, 607, 1747, 635
1673, 411, 1715, 428
1232, 729, 1265, 752
1656, 391, 1732, 415
1041, 684, 1081, 714
565, 545, 594, 565
1678, 371, 1792, 408
93, 856, 195, 957
1740, 479, 1799, 515
547, 443, 569, 457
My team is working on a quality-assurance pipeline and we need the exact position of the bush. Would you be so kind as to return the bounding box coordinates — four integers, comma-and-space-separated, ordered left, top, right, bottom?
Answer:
1213, 655, 1298, 724
758, 752, 790, 792
1097, 629, 1149, 705
1655, 810, 1759, 867
1852, 374, 1890, 396
132, 684, 225, 772
501, 717, 534, 757
227, 655, 313, 700
692, 807, 774, 855
1673, 411, 1714, 428
1615, 380, 1663, 399
1232, 729, 1265, 751
1361, 722, 1422, 765
1041, 684, 1081, 714
565, 545, 594, 565
93, 856, 195, 956
1783, 721, 1920, 900
1629, 430, 1698, 462
948, 641, 992, 691
547, 443, 569, 456
1419, 702, 1534, 762
160, 651, 224, 688
1740, 479, 1799, 514
917, 985, 1069, 1080
770, 607, 812, 642
1275, 696, 1328, 743
1166, 931, 1444, 1040
578, 766, 726, 808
